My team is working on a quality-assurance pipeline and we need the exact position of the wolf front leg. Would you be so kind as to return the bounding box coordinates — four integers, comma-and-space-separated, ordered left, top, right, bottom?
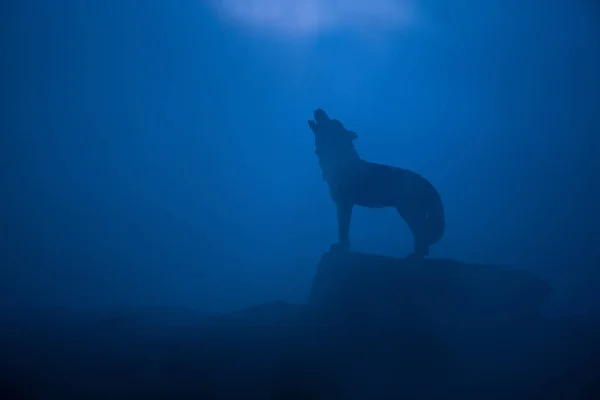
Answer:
331, 202, 353, 252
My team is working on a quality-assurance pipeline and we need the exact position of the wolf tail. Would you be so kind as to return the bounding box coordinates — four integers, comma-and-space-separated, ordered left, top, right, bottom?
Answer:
425, 186, 445, 245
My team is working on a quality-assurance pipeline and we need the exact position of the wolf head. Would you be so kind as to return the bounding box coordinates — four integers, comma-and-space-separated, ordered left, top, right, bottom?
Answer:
308, 108, 358, 150
308, 109, 360, 178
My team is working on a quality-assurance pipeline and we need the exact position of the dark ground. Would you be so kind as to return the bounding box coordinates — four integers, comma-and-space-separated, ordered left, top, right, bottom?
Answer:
1, 252, 599, 399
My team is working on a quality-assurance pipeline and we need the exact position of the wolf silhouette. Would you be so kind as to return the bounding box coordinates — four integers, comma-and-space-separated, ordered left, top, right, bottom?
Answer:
308, 108, 445, 257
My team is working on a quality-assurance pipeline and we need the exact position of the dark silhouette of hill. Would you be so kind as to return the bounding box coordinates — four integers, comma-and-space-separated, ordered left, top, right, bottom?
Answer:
310, 251, 551, 329
1, 252, 599, 399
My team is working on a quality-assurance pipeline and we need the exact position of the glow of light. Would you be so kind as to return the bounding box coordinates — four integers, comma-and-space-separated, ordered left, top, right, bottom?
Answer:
210, 0, 419, 38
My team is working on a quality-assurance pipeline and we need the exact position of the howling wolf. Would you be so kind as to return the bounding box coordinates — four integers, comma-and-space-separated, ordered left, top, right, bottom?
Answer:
308, 108, 445, 257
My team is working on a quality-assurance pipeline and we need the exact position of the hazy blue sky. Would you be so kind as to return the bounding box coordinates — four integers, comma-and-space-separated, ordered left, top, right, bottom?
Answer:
1, 0, 599, 313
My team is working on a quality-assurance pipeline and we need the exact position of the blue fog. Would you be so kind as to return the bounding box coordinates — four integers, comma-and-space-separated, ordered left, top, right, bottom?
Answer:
1, 0, 599, 313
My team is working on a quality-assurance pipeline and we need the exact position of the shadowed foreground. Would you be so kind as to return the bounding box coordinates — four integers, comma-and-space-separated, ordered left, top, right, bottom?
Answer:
1, 253, 599, 399
310, 251, 552, 328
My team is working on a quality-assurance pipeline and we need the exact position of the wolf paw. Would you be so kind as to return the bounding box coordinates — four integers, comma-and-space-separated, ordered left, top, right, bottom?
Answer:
330, 241, 350, 253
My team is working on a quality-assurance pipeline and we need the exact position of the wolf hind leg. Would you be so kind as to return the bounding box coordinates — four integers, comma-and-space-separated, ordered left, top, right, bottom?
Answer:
397, 207, 429, 257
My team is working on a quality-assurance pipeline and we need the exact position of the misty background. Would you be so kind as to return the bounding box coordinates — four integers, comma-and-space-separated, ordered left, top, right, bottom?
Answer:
1, 0, 598, 314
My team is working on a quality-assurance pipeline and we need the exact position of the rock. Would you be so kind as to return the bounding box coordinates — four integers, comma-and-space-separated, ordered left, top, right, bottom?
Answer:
309, 251, 552, 328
